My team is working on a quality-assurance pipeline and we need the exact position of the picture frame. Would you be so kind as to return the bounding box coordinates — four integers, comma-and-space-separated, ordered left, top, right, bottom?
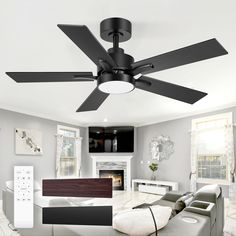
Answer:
15, 128, 43, 155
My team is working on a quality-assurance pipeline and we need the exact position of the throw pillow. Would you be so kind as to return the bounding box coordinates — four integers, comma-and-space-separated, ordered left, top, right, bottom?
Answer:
174, 193, 194, 213
113, 205, 172, 236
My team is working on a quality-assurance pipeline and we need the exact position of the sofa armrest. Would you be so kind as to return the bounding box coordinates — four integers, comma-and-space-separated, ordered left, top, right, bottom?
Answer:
193, 192, 218, 204
157, 211, 211, 236
161, 192, 183, 202
184, 200, 216, 227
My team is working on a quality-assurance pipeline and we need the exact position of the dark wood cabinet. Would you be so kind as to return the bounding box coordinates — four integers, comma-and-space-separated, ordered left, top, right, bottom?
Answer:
43, 206, 113, 226
43, 178, 112, 198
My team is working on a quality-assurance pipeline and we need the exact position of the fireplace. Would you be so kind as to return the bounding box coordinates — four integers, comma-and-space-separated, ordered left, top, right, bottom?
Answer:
99, 170, 124, 190
91, 155, 133, 191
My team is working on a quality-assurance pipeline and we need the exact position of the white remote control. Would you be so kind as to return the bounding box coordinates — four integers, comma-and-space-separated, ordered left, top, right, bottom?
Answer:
14, 166, 34, 228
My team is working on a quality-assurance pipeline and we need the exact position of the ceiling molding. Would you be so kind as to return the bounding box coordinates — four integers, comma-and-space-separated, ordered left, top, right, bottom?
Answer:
136, 103, 236, 128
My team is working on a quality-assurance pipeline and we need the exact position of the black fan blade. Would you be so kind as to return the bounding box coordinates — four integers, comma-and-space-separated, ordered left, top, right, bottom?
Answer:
77, 87, 109, 112
132, 39, 228, 74
135, 76, 207, 104
57, 24, 117, 68
6, 72, 95, 83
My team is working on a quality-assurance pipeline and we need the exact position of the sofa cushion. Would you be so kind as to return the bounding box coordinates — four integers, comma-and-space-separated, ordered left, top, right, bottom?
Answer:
153, 199, 176, 209
113, 205, 172, 236
161, 192, 184, 202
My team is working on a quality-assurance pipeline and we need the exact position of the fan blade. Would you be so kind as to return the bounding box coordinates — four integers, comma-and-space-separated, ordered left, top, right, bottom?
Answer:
135, 76, 207, 104
6, 72, 95, 83
76, 87, 109, 112
132, 38, 228, 74
57, 24, 117, 68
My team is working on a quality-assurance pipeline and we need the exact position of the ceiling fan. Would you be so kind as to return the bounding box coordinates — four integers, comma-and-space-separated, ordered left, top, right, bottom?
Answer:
6, 18, 228, 112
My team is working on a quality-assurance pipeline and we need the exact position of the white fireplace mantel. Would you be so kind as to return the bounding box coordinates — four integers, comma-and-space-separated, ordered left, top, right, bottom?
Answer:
90, 155, 133, 191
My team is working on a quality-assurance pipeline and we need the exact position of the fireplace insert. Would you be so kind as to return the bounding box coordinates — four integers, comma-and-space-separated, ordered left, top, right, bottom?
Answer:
99, 170, 124, 190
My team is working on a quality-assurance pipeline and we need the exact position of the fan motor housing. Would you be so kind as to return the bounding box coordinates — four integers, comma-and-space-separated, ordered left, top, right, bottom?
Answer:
97, 48, 134, 74
108, 48, 134, 70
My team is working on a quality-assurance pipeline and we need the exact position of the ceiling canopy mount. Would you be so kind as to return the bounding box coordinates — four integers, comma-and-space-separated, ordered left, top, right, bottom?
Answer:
100, 17, 132, 43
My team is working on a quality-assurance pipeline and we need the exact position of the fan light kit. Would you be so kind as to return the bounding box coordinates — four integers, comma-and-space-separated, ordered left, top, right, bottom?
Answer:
6, 17, 228, 112
98, 80, 134, 94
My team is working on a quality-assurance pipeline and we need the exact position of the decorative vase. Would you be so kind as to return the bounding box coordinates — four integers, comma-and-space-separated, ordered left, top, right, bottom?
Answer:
151, 172, 157, 181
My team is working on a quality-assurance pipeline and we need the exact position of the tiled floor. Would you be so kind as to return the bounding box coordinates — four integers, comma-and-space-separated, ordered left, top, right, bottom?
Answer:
0, 197, 236, 236
224, 199, 236, 236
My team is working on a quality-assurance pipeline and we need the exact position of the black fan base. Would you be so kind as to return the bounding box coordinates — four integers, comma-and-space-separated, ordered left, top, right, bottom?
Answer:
100, 18, 132, 43
97, 72, 134, 87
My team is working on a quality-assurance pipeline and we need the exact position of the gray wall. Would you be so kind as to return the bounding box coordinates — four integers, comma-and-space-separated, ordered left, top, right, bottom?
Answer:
0, 108, 137, 200
1, 105, 235, 199
136, 106, 236, 196
0, 108, 84, 200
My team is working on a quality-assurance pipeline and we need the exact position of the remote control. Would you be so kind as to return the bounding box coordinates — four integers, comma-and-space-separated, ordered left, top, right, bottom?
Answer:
14, 166, 34, 228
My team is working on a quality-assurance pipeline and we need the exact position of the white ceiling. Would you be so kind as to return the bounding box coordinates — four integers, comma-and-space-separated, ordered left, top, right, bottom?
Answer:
0, 0, 236, 127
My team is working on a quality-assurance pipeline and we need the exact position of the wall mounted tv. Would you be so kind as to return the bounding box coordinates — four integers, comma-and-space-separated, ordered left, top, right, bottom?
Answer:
89, 126, 134, 153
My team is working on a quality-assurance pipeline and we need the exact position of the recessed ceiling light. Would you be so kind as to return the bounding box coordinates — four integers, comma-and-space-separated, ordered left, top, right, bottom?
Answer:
103, 118, 108, 122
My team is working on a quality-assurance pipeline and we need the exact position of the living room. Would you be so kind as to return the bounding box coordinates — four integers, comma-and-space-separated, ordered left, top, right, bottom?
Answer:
0, 0, 236, 235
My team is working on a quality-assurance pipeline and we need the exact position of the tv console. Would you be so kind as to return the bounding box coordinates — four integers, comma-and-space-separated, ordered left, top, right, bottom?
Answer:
132, 179, 179, 195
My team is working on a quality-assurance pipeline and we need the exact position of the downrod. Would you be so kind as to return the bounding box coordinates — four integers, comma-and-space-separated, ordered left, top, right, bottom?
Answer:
113, 33, 119, 50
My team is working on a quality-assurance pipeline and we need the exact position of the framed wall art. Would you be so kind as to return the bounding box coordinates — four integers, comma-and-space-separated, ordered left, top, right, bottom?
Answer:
15, 128, 43, 155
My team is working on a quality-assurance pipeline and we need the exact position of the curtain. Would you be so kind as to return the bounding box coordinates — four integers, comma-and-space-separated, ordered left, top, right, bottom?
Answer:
75, 137, 82, 177
224, 123, 236, 205
224, 121, 236, 220
224, 124, 235, 184
55, 135, 63, 178
190, 130, 198, 192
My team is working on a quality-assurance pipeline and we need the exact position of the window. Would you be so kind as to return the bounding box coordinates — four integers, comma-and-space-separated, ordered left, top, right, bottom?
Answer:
191, 113, 233, 184
56, 125, 81, 178
197, 155, 227, 180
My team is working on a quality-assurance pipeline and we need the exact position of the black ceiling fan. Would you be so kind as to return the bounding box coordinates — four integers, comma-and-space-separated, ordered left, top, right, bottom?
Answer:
6, 18, 228, 112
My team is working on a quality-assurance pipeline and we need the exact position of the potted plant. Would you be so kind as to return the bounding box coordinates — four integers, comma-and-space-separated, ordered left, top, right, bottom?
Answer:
149, 162, 158, 181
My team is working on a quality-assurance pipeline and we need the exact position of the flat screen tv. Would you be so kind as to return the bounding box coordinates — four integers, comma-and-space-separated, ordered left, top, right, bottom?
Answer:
89, 126, 134, 153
